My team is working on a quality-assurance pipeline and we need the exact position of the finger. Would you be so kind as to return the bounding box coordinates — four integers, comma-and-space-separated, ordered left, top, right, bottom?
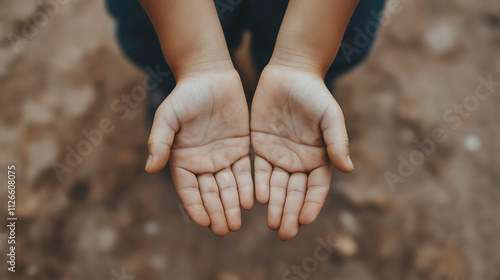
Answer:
299, 165, 333, 225
216, 168, 241, 232
254, 155, 272, 204
146, 102, 179, 173
320, 100, 354, 173
171, 167, 210, 227
279, 172, 307, 241
232, 157, 254, 210
198, 173, 229, 237
267, 167, 290, 230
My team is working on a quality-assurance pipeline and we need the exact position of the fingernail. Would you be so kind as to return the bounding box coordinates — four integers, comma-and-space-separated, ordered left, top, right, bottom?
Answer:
145, 155, 153, 170
346, 155, 354, 169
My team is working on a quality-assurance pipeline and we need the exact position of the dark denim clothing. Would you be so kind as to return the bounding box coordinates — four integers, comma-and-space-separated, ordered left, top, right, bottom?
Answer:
106, 0, 386, 111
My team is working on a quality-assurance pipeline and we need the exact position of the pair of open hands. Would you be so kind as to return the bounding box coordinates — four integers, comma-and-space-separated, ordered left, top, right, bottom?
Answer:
145, 65, 354, 240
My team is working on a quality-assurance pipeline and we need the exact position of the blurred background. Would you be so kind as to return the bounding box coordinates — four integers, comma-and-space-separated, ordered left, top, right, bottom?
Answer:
1, 0, 500, 279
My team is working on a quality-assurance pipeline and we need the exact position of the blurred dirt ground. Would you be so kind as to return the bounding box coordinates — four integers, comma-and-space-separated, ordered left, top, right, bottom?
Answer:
1, 0, 500, 280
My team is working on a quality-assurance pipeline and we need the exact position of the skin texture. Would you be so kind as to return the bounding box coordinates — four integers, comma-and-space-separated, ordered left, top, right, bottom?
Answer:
251, 65, 353, 241
252, 0, 359, 240
140, 0, 359, 239
140, 0, 252, 236
270, 0, 360, 76
139, 0, 233, 79
148, 69, 253, 237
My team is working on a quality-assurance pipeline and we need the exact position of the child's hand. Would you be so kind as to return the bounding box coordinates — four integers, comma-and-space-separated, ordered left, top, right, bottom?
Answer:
251, 65, 354, 240
146, 69, 253, 236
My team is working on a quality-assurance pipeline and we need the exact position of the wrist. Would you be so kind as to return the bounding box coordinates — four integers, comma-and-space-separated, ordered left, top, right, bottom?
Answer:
269, 46, 330, 78
170, 54, 235, 81
174, 64, 241, 90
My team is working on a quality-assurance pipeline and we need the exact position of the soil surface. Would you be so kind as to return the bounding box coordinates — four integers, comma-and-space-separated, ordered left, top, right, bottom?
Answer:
1, 0, 499, 279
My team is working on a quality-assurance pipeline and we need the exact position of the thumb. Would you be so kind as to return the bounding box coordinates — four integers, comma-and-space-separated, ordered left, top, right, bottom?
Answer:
146, 102, 178, 174
320, 99, 354, 173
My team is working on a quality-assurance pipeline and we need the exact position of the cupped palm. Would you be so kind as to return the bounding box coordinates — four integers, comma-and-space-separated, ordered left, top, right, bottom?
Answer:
251, 65, 353, 240
147, 69, 253, 236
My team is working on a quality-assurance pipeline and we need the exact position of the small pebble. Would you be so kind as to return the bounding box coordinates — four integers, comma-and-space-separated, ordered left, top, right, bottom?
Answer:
424, 21, 458, 55
331, 234, 358, 257
464, 135, 481, 151
98, 227, 116, 251
144, 221, 159, 235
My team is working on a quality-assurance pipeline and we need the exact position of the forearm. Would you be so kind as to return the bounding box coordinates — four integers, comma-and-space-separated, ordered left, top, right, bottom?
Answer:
139, 0, 233, 79
270, 0, 359, 77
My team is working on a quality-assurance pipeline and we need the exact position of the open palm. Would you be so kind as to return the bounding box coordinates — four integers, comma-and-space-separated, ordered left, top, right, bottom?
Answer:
146, 69, 253, 236
251, 65, 354, 240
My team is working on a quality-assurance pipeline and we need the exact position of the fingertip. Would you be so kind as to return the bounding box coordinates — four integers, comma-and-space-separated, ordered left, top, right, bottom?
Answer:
256, 185, 270, 205
267, 221, 280, 231
145, 148, 170, 173
145, 155, 152, 169
322, 102, 353, 173
278, 217, 300, 241
298, 208, 317, 226
334, 155, 354, 173
194, 214, 211, 228
144, 155, 160, 174
147, 106, 175, 173
279, 233, 294, 241
225, 208, 242, 232
228, 220, 242, 232
278, 228, 298, 241
208, 212, 229, 236
241, 196, 254, 210
267, 207, 282, 230
186, 205, 211, 228
199, 219, 211, 228
211, 223, 230, 237
327, 148, 354, 173
299, 216, 313, 226
346, 155, 354, 171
